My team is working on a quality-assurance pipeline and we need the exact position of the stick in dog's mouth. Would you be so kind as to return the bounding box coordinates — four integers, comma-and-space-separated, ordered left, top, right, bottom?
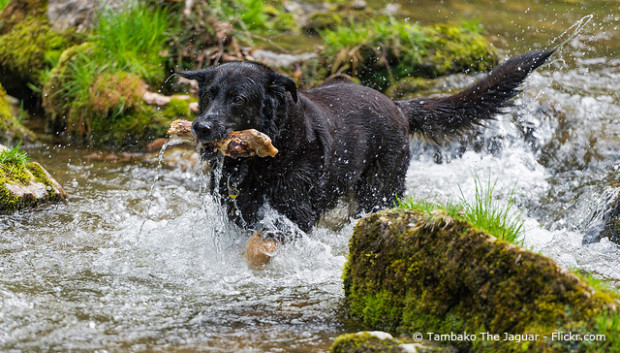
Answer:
167, 119, 278, 159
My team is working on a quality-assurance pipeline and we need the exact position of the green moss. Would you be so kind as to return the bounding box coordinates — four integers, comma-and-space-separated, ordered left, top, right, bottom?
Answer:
344, 209, 620, 352
330, 332, 405, 353
320, 18, 498, 91
164, 97, 192, 119
0, 0, 46, 34
0, 150, 33, 212
0, 5, 78, 86
39, 2, 187, 149
41, 42, 96, 131
88, 95, 191, 149
42, 44, 189, 149
0, 83, 34, 142
419, 24, 497, 77
0, 144, 66, 212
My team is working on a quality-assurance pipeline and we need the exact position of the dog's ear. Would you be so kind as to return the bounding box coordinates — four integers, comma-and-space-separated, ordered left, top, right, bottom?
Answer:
178, 68, 216, 86
268, 72, 298, 103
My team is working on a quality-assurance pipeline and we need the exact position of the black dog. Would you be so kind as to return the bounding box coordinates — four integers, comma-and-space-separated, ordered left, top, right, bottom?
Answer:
179, 49, 554, 250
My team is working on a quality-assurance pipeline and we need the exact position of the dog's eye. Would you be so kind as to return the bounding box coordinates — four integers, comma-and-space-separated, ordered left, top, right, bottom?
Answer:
232, 96, 244, 105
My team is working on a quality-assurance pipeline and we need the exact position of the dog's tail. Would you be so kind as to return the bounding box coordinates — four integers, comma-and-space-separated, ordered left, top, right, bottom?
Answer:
395, 49, 556, 143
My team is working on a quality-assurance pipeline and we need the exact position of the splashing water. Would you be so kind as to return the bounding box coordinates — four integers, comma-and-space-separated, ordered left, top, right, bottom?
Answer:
2, 1, 620, 351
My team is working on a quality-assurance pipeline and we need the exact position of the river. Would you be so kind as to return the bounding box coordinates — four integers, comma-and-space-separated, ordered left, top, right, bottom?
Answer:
1, 0, 619, 351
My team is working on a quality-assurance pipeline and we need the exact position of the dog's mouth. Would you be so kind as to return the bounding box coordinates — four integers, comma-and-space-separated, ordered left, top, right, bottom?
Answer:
200, 142, 219, 160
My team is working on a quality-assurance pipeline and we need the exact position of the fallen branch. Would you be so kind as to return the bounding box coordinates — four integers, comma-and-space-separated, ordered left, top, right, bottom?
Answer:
167, 119, 278, 158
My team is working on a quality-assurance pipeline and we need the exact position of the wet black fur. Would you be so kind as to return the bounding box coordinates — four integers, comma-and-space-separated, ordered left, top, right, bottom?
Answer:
179, 50, 554, 239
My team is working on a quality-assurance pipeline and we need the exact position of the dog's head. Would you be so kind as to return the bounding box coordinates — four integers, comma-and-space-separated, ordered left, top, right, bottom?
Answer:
178, 61, 297, 159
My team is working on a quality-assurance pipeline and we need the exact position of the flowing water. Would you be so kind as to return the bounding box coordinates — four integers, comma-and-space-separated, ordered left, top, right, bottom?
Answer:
1, 0, 619, 351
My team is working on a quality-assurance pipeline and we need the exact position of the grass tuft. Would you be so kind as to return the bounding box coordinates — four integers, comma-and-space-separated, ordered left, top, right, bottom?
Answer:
397, 177, 524, 245
0, 143, 29, 166
41, 1, 176, 146
91, 4, 172, 84
457, 177, 524, 244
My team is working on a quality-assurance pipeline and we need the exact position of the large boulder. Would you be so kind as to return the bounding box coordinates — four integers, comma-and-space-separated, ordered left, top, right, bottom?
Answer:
343, 209, 619, 352
0, 144, 67, 212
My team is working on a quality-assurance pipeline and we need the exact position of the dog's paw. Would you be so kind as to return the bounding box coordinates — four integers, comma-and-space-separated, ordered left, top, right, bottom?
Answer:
245, 232, 277, 270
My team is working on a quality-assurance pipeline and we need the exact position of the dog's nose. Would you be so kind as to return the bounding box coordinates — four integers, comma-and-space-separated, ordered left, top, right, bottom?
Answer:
192, 121, 212, 141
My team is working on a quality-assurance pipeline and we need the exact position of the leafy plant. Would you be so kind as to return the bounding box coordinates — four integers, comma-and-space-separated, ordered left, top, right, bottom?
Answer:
0, 0, 10, 11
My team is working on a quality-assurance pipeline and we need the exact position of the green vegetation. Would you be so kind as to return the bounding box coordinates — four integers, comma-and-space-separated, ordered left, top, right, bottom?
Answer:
40, 2, 190, 148
397, 178, 524, 245
91, 5, 172, 85
344, 208, 620, 352
0, 143, 28, 165
0, 143, 66, 212
0, 0, 9, 11
0, 14, 76, 85
1, 0, 499, 150
208, 0, 297, 33
0, 83, 34, 143
330, 332, 413, 353
320, 18, 498, 91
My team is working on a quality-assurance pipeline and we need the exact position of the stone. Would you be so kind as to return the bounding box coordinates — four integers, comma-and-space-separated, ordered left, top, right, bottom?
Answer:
0, 144, 68, 212
47, 0, 131, 32
343, 208, 620, 352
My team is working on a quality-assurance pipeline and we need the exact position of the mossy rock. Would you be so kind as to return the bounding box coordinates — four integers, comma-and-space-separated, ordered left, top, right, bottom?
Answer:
344, 209, 620, 352
44, 55, 193, 149
0, 83, 34, 143
41, 42, 95, 132
331, 331, 450, 353
0, 144, 67, 212
0, 0, 79, 89
320, 20, 498, 92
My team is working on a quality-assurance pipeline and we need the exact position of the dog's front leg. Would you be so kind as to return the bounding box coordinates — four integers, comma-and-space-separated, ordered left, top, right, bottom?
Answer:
245, 232, 277, 269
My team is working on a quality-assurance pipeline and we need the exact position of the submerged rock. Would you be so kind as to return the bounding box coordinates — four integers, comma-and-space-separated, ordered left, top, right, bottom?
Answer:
344, 209, 620, 352
0, 144, 67, 212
